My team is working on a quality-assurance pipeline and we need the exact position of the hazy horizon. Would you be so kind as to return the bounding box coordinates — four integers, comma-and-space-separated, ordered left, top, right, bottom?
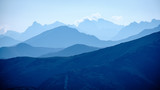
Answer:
0, 0, 160, 32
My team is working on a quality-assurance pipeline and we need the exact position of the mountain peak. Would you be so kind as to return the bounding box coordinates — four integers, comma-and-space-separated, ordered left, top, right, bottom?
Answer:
151, 19, 160, 23
52, 26, 78, 32
54, 21, 64, 24
130, 21, 138, 25
151, 19, 157, 22
32, 21, 42, 26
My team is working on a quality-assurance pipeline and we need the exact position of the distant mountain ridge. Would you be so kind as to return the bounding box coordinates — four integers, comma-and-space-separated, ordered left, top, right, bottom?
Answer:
120, 24, 160, 42
77, 18, 124, 40
5, 21, 65, 41
2, 20, 160, 49
4, 19, 160, 42
3, 18, 124, 41
25, 26, 109, 48
25, 24, 160, 49
105, 25, 160, 47
112, 19, 160, 40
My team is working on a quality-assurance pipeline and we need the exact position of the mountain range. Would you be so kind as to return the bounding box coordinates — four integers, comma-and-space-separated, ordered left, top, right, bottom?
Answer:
0, 30, 160, 89
106, 25, 160, 47
1, 21, 160, 49
2, 23, 159, 58
112, 19, 160, 40
5, 21, 65, 41
77, 18, 124, 40
4, 18, 123, 41
2, 19, 160, 43
120, 24, 160, 42
1, 22, 160, 49
25, 26, 108, 48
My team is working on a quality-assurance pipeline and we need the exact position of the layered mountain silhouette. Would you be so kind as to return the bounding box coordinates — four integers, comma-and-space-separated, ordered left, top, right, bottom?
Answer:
25, 26, 108, 48
3, 19, 160, 42
4, 21, 65, 41
107, 25, 160, 47
120, 24, 160, 42
3, 24, 160, 48
0, 35, 20, 47
113, 19, 160, 40
41, 44, 99, 57
77, 18, 124, 40
0, 43, 61, 59
0, 31, 160, 89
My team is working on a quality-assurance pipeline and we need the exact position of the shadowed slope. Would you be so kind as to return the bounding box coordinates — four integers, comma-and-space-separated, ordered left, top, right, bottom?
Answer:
0, 31, 160, 89
0, 43, 62, 59
41, 44, 99, 57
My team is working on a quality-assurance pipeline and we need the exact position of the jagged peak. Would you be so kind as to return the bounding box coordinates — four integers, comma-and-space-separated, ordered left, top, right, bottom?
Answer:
32, 21, 42, 26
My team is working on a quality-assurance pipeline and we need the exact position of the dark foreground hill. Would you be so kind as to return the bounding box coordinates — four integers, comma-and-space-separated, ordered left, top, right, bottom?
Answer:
0, 31, 160, 90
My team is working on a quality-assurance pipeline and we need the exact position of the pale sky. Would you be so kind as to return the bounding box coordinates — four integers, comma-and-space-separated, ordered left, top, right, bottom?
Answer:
0, 0, 160, 32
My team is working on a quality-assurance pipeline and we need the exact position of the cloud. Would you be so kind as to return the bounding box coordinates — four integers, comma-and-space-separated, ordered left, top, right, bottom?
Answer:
111, 16, 123, 21
0, 28, 5, 34
74, 13, 102, 26
0, 25, 9, 34
87, 13, 102, 21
